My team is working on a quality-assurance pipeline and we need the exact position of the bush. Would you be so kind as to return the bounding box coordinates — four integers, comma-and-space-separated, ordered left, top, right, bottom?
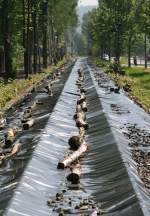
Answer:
95, 59, 109, 68
106, 62, 125, 75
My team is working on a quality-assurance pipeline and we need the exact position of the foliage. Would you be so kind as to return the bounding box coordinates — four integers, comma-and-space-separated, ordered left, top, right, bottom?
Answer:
74, 32, 86, 56
82, 0, 150, 68
0, 59, 66, 110
114, 67, 150, 111
94, 58, 109, 68
0, 0, 78, 78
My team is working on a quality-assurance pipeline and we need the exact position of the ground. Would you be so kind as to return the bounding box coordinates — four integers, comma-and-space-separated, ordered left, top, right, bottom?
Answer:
94, 58, 150, 113
0, 60, 66, 112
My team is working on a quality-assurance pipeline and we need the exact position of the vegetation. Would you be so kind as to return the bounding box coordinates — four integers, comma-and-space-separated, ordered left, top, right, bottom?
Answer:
82, 0, 150, 68
94, 58, 150, 112
80, 1, 150, 111
0, 0, 78, 79
0, 0, 78, 110
122, 67, 150, 111
0, 59, 66, 110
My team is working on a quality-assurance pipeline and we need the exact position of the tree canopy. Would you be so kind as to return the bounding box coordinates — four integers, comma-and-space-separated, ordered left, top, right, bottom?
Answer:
82, 0, 150, 68
0, 0, 78, 79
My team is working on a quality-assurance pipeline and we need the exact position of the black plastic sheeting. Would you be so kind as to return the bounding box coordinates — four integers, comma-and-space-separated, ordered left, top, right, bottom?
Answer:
86, 61, 150, 215
4, 58, 147, 215
0, 65, 72, 215
81, 61, 144, 216
4, 62, 79, 216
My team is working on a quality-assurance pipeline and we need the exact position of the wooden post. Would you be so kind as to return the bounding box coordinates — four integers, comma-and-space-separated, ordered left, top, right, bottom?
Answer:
79, 127, 85, 140
28, 101, 36, 110
57, 141, 87, 169
74, 111, 86, 121
22, 109, 32, 120
0, 143, 21, 163
23, 118, 34, 130
67, 163, 81, 184
76, 104, 82, 113
80, 87, 86, 94
5, 143, 21, 159
76, 118, 88, 130
68, 136, 81, 151
78, 93, 86, 103
0, 118, 6, 130
45, 82, 53, 96
81, 101, 88, 112
5, 128, 18, 148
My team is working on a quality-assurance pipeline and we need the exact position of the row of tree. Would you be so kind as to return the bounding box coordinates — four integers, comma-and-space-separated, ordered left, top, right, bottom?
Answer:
0, 0, 78, 79
82, 0, 150, 68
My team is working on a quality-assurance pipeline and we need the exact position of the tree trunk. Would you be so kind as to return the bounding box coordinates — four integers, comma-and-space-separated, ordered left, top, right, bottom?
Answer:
33, 9, 38, 74
100, 44, 103, 60
108, 38, 111, 62
0, 5, 5, 76
0, 48, 5, 75
23, 0, 33, 77
23, 0, 28, 78
24, 0, 30, 78
50, 12, 55, 64
28, 30, 33, 74
115, 30, 121, 63
4, 33, 13, 79
67, 163, 81, 184
28, 0, 33, 74
2, 0, 13, 79
43, 32, 48, 68
42, 1, 48, 68
55, 34, 59, 63
144, 31, 147, 69
128, 36, 131, 68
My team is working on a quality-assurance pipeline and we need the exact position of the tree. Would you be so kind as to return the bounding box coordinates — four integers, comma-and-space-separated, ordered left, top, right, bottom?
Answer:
82, 0, 150, 67
0, 0, 13, 79
0, 0, 78, 79
136, 0, 150, 68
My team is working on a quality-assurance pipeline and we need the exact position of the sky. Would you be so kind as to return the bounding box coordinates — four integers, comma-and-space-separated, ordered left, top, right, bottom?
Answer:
78, 0, 98, 6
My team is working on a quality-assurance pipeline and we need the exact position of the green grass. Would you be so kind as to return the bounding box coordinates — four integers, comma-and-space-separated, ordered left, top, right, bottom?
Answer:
93, 57, 150, 112
120, 56, 128, 65
93, 58, 110, 68
0, 59, 66, 112
110, 66, 150, 112
124, 67, 150, 111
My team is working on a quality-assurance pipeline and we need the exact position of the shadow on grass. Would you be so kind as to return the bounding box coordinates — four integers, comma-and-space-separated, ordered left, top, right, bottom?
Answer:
128, 72, 150, 78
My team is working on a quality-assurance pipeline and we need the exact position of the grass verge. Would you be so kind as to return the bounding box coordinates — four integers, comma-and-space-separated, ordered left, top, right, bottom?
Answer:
116, 67, 150, 112
0, 59, 66, 112
93, 58, 150, 113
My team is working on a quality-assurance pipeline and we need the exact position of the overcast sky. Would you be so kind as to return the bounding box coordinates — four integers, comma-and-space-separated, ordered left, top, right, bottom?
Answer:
78, 0, 98, 6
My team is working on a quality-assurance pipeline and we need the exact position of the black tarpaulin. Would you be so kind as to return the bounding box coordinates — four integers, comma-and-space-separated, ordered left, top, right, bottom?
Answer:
4, 58, 146, 216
